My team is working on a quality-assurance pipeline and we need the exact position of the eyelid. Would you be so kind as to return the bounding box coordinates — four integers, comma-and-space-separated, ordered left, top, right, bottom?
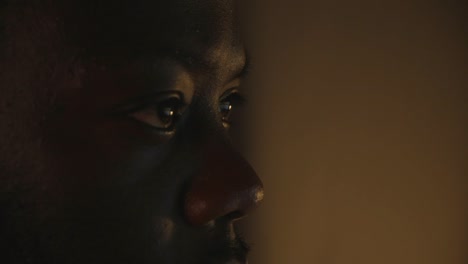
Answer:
111, 91, 186, 115
219, 88, 246, 105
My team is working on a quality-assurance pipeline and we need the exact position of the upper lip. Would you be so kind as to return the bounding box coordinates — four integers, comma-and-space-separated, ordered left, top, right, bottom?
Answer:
203, 246, 248, 264
204, 252, 248, 264
202, 232, 249, 264
206, 259, 246, 264
224, 260, 247, 264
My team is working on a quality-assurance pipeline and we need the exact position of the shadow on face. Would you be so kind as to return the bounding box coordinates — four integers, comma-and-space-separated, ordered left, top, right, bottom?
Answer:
0, 1, 263, 263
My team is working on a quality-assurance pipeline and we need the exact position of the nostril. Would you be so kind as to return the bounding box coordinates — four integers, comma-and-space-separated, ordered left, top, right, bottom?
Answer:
224, 210, 245, 221
221, 187, 264, 222
183, 143, 264, 226
184, 181, 264, 226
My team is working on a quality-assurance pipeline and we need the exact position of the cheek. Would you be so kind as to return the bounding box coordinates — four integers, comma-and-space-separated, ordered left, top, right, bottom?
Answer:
47, 110, 170, 177
39, 103, 200, 237
35, 121, 192, 256
48, 112, 199, 204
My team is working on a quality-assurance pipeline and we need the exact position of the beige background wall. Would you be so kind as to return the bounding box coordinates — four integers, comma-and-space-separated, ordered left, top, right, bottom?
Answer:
246, 1, 467, 264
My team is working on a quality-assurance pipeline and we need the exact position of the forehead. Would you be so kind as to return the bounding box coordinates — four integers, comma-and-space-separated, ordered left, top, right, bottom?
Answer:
4, 0, 245, 70
59, 0, 245, 67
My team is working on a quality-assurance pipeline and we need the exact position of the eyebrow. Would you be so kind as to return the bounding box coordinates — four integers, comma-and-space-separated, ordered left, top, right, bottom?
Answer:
166, 46, 252, 81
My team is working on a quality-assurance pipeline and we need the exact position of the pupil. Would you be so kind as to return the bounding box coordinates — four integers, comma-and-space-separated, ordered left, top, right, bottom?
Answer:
163, 108, 174, 117
156, 97, 182, 128
220, 102, 232, 119
158, 106, 175, 126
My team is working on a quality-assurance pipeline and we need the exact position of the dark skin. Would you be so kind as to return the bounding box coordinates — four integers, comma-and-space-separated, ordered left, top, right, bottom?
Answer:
0, 1, 263, 263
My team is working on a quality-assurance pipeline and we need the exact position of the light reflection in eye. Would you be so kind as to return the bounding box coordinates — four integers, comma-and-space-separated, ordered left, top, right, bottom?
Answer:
129, 95, 183, 131
219, 90, 245, 126
123, 89, 245, 131
220, 101, 233, 122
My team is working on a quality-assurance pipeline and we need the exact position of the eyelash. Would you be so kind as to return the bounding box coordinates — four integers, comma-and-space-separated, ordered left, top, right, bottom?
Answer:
221, 92, 246, 106
128, 96, 185, 132
120, 89, 246, 132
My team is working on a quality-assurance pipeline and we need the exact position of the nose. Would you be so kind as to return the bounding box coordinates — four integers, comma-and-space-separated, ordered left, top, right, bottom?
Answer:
184, 141, 264, 226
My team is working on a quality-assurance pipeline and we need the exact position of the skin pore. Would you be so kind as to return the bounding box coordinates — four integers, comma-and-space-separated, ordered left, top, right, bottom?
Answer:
0, 1, 263, 264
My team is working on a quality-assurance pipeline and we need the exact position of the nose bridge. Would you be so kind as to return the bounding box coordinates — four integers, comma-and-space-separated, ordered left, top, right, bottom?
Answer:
184, 140, 264, 226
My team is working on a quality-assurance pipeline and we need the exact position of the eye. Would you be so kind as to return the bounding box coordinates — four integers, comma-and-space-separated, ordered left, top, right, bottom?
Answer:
128, 95, 183, 131
219, 90, 245, 125
219, 101, 233, 122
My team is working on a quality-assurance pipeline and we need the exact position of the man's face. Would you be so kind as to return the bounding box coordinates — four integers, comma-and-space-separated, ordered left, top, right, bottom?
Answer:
0, 1, 263, 263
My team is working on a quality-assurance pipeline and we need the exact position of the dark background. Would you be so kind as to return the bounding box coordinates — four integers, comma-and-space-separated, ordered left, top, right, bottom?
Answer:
245, 1, 467, 263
